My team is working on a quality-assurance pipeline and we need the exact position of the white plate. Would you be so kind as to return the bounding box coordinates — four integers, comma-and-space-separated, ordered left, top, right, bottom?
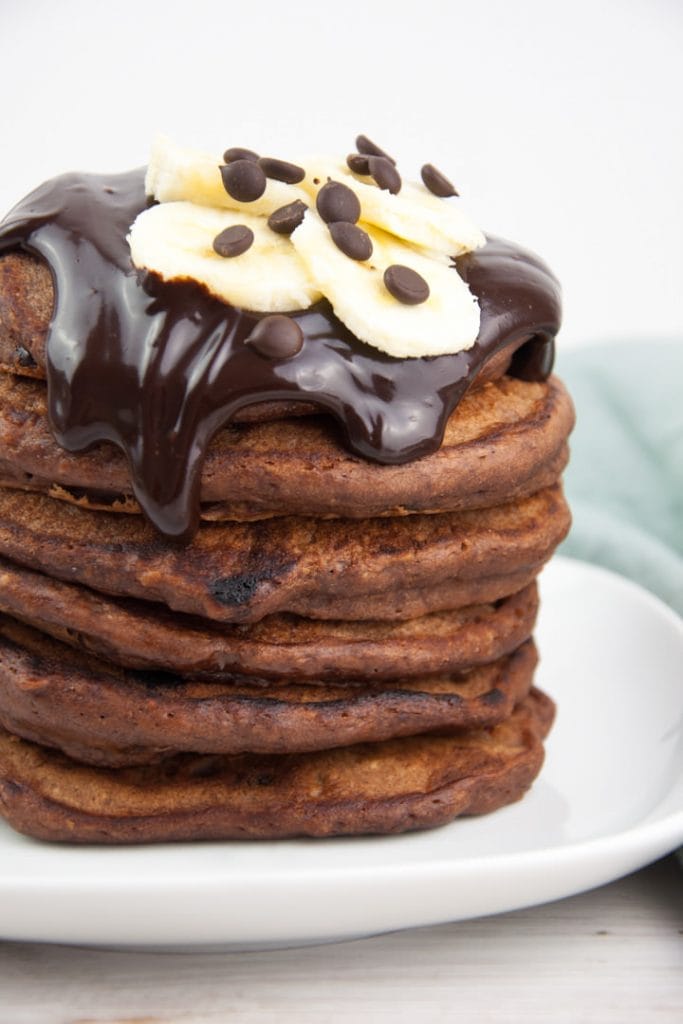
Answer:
0, 556, 681, 950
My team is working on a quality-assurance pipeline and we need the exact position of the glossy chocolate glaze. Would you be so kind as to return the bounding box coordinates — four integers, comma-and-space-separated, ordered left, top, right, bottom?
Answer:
0, 169, 560, 541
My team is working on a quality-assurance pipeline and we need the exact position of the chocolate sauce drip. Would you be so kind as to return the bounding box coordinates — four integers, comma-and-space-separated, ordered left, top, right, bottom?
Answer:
0, 170, 561, 541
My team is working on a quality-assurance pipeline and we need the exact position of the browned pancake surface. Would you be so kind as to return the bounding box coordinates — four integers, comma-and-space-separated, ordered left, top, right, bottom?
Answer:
0, 689, 554, 842
0, 616, 538, 764
0, 557, 538, 680
0, 486, 570, 622
0, 366, 573, 520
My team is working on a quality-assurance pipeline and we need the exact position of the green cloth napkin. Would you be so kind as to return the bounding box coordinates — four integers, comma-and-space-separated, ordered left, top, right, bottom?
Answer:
557, 340, 683, 615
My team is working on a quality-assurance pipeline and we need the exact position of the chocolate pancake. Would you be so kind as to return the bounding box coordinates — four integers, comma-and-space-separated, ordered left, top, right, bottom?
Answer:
0, 367, 573, 521
0, 557, 538, 680
0, 688, 554, 842
0, 615, 538, 765
0, 153, 569, 847
0, 485, 570, 622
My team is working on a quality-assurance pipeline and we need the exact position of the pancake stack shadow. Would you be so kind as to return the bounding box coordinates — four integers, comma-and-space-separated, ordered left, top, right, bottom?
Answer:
0, 252, 574, 843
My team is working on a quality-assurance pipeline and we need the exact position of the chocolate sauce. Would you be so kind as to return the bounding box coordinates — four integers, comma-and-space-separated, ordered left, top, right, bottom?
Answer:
0, 169, 561, 541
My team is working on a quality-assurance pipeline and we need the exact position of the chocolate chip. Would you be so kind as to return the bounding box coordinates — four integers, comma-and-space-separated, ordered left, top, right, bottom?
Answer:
211, 573, 262, 606
210, 559, 289, 606
355, 135, 396, 165
346, 152, 370, 175
267, 199, 308, 235
15, 345, 36, 369
368, 156, 401, 195
383, 265, 430, 305
220, 160, 267, 202
223, 147, 260, 164
316, 181, 361, 224
421, 163, 459, 197
212, 224, 254, 258
329, 222, 373, 261
258, 157, 305, 184
246, 315, 304, 360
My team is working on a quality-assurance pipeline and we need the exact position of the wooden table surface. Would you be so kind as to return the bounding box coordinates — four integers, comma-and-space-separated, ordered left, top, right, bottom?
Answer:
1, 854, 680, 1024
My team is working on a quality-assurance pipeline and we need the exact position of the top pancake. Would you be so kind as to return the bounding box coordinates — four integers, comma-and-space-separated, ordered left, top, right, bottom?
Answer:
0, 249, 536, 394
0, 251, 574, 521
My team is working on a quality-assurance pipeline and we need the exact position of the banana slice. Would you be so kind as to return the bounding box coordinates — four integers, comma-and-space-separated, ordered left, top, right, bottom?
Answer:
128, 202, 320, 312
146, 135, 308, 216
291, 211, 480, 358
299, 158, 485, 257
134, 138, 484, 355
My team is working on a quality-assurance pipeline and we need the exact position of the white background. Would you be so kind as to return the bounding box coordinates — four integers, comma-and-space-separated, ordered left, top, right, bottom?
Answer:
0, 0, 681, 348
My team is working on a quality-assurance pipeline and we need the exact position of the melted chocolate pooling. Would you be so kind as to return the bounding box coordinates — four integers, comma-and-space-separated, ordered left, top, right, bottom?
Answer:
0, 169, 561, 542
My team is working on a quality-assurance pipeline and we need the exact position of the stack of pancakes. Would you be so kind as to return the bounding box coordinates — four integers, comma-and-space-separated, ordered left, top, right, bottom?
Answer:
0, 244, 573, 843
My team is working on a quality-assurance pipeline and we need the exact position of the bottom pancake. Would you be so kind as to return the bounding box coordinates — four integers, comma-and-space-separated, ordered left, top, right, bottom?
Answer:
0, 615, 538, 765
0, 689, 554, 843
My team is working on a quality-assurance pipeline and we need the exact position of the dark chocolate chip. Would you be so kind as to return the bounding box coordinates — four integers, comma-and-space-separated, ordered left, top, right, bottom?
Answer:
355, 135, 396, 165
212, 224, 254, 258
421, 163, 459, 197
329, 222, 373, 261
15, 345, 37, 369
267, 199, 308, 235
316, 181, 361, 224
210, 558, 291, 606
246, 315, 304, 360
368, 156, 401, 195
383, 265, 430, 305
258, 157, 305, 184
210, 573, 263, 606
346, 152, 370, 175
223, 147, 260, 163
220, 160, 267, 202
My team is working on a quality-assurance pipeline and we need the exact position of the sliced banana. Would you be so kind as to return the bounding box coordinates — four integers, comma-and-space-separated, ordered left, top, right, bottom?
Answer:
291, 211, 480, 358
134, 137, 485, 356
146, 135, 308, 217
128, 202, 320, 313
299, 158, 485, 257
